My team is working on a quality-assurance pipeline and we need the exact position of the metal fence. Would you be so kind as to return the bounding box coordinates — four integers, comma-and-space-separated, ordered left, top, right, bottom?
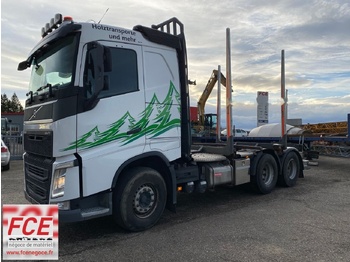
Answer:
311, 145, 350, 158
2, 135, 24, 160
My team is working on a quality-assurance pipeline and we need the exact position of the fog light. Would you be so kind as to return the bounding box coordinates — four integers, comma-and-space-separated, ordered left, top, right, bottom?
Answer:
57, 201, 70, 210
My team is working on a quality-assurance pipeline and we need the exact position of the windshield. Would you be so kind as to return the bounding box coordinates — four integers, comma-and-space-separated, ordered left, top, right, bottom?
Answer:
28, 35, 78, 95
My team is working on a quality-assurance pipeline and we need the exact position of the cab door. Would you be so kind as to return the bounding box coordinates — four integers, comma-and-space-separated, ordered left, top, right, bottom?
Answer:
75, 41, 145, 196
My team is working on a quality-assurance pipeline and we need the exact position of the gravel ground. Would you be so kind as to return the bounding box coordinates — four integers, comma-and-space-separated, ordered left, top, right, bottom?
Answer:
2, 156, 349, 262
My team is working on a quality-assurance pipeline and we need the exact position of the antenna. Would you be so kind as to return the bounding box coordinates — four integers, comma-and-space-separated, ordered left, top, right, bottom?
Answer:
98, 8, 109, 24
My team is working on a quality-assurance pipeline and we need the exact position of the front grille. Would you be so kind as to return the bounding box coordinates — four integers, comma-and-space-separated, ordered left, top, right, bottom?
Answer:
24, 131, 53, 157
27, 164, 49, 181
26, 180, 47, 201
24, 153, 55, 204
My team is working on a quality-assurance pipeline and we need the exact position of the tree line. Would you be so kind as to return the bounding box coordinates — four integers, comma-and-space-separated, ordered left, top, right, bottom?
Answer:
1, 93, 24, 113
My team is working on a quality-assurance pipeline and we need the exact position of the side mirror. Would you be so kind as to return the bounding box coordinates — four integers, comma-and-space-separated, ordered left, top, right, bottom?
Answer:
87, 42, 105, 95
84, 42, 111, 110
18, 60, 29, 71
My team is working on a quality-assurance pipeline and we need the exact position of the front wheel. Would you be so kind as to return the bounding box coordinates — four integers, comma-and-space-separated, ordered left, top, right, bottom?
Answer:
113, 167, 167, 232
253, 154, 278, 194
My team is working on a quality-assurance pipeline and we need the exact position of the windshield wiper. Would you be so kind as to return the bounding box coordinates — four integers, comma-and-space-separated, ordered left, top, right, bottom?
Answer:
26, 83, 55, 105
35, 83, 51, 93
34, 83, 55, 98
35, 83, 62, 95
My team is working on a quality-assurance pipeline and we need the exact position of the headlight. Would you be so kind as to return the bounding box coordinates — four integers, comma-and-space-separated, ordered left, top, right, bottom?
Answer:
52, 168, 66, 198
51, 160, 76, 198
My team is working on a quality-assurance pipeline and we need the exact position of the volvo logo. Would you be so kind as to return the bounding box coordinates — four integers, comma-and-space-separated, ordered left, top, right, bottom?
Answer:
29, 106, 43, 121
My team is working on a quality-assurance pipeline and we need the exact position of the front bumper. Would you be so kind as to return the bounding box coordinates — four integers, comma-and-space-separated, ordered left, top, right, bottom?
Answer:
25, 189, 113, 223
1, 154, 10, 166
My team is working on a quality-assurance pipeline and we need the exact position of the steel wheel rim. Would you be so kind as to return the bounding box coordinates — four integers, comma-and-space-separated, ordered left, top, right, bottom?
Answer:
262, 163, 274, 185
287, 158, 297, 180
133, 184, 157, 218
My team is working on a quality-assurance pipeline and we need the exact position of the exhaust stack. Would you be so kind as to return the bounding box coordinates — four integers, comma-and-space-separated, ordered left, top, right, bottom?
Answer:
216, 65, 222, 142
226, 28, 233, 138
281, 50, 287, 148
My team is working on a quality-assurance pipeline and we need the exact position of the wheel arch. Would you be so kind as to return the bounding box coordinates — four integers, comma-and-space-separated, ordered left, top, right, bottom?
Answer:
111, 152, 177, 210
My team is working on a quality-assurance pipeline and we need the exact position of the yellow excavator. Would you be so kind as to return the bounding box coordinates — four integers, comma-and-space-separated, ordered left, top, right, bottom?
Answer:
192, 69, 227, 136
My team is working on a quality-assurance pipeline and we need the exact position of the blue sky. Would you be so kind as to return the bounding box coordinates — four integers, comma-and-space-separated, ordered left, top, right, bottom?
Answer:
1, 0, 349, 130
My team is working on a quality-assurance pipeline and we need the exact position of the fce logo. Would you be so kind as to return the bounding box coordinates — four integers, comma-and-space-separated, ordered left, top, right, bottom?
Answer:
2, 205, 59, 260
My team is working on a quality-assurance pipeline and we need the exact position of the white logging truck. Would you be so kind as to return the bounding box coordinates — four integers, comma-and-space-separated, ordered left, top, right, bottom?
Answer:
19, 14, 303, 231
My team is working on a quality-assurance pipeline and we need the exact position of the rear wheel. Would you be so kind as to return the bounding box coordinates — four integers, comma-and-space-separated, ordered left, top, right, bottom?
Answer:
113, 167, 167, 232
253, 154, 278, 194
279, 151, 300, 187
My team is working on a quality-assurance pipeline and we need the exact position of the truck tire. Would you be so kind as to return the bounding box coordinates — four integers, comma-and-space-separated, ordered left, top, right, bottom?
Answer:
279, 151, 300, 187
253, 154, 278, 194
113, 167, 167, 232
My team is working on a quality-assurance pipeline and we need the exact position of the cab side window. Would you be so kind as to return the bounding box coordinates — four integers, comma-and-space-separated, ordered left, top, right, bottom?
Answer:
101, 47, 138, 98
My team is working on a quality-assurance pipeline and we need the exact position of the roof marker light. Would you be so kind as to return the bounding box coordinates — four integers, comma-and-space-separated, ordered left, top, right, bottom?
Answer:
50, 18, 56, 29
54, 13, 63, 25
45, 23, 52, 33
41, 27, 47, 37
41, 13, 63, 38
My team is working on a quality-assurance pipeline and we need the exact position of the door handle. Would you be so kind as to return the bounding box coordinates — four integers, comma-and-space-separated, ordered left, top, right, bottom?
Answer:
127, 127, 142, 135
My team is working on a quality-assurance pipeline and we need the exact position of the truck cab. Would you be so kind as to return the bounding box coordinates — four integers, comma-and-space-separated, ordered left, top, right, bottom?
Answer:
19, 15, 190, 228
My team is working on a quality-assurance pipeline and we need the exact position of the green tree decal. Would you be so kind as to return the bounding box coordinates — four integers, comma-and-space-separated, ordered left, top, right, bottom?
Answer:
175, 87, 181, 114
63, 81, 181, 151
126, 112, 136, 129
122, 94, 159, 143
64, 126, 101, 151
150, 81, 181, 137
97, 111, 136, 144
